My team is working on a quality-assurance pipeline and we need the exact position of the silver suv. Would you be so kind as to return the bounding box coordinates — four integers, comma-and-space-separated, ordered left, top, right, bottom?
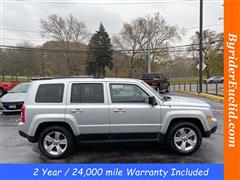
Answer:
18, 77, 218, 159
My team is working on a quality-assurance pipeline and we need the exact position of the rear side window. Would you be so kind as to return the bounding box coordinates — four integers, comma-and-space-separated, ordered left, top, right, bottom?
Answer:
71, 83, 104, 103
35, 84, 64, 103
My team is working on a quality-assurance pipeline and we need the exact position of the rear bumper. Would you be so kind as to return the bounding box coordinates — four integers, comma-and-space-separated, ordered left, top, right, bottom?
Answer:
18, 130, 36, 143
149, 85, 169, 90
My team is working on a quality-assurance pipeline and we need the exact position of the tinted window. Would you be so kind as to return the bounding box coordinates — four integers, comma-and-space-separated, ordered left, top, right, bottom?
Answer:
71, 83, 104, 103
35, 84, 64, 103
110, 84, 148, 103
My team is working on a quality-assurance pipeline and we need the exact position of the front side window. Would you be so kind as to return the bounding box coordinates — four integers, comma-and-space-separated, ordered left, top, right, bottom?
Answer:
35, 84, 64, 103
71, 83, 104, 103
110, 84, 148, 103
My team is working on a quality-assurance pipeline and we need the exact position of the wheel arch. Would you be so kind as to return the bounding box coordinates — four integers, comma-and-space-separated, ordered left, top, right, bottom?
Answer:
33, 122, 75, 142
165, 118, 206, 137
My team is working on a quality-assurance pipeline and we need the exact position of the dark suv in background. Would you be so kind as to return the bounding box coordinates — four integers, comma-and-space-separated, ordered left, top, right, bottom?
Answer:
142, 73, 170, 92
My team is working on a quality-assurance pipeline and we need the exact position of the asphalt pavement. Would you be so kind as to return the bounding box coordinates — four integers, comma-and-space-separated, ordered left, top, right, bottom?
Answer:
0, 92, 223, 163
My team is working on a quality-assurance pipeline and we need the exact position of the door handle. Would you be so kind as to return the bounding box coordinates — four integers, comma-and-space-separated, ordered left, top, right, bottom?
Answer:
113, 108, 126, 113
70, 109, 83, 113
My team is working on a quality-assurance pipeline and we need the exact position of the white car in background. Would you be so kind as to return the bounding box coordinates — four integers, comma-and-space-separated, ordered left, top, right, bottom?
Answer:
0, 83, 30, 113
203, 76, 224, 84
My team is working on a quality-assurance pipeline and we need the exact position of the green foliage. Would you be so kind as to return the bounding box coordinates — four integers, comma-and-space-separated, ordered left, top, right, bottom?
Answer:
86, 23, 113, 76
188, 30, 223, 78
207, 50, 223, 75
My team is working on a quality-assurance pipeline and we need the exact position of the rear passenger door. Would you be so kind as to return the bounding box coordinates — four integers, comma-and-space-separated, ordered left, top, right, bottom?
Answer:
66, 82, 109, 141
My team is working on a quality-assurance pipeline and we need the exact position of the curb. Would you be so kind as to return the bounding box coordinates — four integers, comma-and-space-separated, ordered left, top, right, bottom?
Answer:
175, 90, 224, 102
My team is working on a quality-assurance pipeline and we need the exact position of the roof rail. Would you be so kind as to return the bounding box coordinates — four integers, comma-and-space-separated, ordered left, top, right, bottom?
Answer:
31, 75, 104, 81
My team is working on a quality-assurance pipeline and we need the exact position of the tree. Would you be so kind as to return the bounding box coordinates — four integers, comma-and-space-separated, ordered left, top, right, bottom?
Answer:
0, 49, 7, 81
39, 41, 88, 76
40, 14, 89, 75
188, 30, 223, 77
113, 12, 182, 77
0, 42, 39, 81
86, 23, 113, 76
16, 42, 39, 81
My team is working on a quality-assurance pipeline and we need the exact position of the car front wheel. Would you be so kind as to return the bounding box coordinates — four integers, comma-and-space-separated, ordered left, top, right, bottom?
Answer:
38, 126, 75, 159
166, 121, 202, 155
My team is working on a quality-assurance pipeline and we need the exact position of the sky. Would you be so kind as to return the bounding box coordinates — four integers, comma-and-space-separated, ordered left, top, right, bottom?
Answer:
0, 0, 223, 47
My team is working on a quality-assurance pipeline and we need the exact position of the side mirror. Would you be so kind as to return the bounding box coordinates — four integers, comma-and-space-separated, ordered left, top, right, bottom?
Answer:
148, 96, 157, 106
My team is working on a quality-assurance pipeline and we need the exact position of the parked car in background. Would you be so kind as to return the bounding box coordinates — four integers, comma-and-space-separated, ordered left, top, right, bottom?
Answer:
203, 76, 224, 84
0, 83, 30, 112
0, 81, 20, 97
142, 73, 170, 92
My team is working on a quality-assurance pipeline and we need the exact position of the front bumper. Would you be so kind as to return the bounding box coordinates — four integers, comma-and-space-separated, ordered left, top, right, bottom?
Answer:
0, 103, 3, 111
203, 118, 218, 137
0, 102, 23, 112
204, 125, 217, 137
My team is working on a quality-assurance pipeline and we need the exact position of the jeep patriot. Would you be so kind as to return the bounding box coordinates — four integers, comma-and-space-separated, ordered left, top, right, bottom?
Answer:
18, 77, 218, 159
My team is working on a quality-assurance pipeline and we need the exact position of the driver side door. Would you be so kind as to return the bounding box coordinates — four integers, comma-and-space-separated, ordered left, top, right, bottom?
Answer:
108, 83, 161, 140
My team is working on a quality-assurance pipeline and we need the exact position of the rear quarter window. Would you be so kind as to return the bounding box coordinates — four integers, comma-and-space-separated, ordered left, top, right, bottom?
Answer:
35, 84, 64, 103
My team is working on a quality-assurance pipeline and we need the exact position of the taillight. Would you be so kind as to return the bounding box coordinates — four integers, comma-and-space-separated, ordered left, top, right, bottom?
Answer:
21, 105, 25, 123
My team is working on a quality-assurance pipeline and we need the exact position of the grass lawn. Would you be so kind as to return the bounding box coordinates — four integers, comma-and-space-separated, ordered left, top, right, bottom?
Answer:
0, 76, 31, 82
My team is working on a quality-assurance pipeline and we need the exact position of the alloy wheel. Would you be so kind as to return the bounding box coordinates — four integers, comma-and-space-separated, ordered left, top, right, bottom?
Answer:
173, 127, 197, 152
43, 131, 68, 156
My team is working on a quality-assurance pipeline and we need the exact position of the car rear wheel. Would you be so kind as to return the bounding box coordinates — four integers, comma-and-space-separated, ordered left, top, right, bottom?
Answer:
166, 121, 202, 155
38, 126, 75, 159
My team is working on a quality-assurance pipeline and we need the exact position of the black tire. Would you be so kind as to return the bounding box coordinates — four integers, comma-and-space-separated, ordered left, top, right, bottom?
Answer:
209, 80, 213, 84
166, 121, 202, 155
38, 126, 75, 159
165, 85, 170, 93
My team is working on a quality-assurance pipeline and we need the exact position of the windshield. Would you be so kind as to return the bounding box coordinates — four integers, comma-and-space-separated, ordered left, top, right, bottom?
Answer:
9, 83, 30, 93
140, 81, 163, 100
